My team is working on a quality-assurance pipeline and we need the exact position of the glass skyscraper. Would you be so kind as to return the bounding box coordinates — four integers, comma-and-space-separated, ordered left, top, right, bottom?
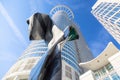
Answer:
91, 0, 120, 44
2, 5, 93, 80
50, 5, 93, 80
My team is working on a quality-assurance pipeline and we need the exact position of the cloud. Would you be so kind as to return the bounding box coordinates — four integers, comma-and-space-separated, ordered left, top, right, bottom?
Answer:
0, 2, 27, 46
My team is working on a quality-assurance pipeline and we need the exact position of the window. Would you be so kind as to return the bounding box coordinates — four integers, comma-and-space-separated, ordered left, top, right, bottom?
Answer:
111, 73, 120, 80
23, 64, 33, 70
65, 65, 72, 79
62, 57, 80, 73
104, 77, 110, 80
114, 12, 120, 18
65, 65, 71, 72
75, 72, 79, 80
113, 7, 120, 12
106, 64, 113, 72
117, 21, 120, 25
107, 11, 115, 17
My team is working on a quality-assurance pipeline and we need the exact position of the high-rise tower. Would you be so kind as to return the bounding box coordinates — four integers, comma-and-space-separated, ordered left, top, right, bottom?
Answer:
50, 5, 93, 80
3, 5, 93, 80
91, 0, 120, 44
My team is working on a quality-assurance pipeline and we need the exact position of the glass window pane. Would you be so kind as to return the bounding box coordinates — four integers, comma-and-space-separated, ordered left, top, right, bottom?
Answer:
106, 64, 113, 72
104, 77, 110, 80
111, 73, 120, 80
115, 12, 120, 18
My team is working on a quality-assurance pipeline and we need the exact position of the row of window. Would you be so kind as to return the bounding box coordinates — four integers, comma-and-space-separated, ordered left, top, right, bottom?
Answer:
6, 58, 38, 76
94, 64, 114, 80
63, 44, 76, 54
62, 48, 78, 61
103, 73, 120, 80
65, 65, 79, 80
27, 44, 47, 50
51, 5, 74, 20
24, 47, 48, 54
62, 56, 80, 74
93, 2, 120, 25
19, 53, 44, 60
54, 16, 71, 30
61, 52, 78, 65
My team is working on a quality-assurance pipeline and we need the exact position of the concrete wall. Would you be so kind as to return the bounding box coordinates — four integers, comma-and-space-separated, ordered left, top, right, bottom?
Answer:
109, 51, 120, 76
80, 70, 95, 80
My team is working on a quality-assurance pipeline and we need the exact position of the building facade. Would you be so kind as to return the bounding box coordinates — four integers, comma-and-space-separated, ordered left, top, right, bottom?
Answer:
91, 0, 120, 44
50, 5, 93, 80
2, 40, 48, 80
80, 42, 120, 80
2, 5, 93, 80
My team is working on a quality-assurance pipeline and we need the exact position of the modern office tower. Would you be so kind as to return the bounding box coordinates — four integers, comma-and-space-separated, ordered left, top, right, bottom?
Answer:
91, 0, 120, 44
50, 5, 93, 80
79, 42, 120, 80
2, 5, 93, 80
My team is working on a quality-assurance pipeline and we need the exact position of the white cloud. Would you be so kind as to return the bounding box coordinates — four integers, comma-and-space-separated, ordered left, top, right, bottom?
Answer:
0, 2, 27, 46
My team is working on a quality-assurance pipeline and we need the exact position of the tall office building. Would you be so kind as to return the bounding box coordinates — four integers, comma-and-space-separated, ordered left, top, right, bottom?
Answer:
2, 5, 93, 80
50, 5, 93, 80
91, 0, 120, 44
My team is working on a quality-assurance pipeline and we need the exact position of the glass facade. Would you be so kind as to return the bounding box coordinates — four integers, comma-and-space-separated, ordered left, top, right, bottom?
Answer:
19, 40, 48, 60
50, 5, 82, 77
94, 63, 120, 80
92, 2, 120, 44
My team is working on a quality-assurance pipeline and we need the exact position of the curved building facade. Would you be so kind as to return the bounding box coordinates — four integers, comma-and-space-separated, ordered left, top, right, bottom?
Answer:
79, 42, 120, 80
50, 5, 93, 80
2, 40, 48, 80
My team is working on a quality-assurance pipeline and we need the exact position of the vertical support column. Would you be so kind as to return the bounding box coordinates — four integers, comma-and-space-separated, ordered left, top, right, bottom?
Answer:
108, 51, 120, 76
104, 66, 112, 80
14, 76, 19, 80
80, 70, 96, 80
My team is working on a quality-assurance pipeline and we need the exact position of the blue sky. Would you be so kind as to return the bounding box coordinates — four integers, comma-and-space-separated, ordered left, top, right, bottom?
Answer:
0, 0, 120, 79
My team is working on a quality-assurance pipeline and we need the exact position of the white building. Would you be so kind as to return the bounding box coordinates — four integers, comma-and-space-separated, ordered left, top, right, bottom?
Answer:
2, 40, 48, 80
91, 0, 120, 44
80, 42, 120, 80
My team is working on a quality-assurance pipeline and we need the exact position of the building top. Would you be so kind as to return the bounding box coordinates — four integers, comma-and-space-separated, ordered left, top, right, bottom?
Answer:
50, 5, 74, 20
79, 42, 119, 70
92, 0, 120, 10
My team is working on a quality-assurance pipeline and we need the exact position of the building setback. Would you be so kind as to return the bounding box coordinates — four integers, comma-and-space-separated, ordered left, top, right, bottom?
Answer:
80, 42, 120, 80
91, 0, 120, 44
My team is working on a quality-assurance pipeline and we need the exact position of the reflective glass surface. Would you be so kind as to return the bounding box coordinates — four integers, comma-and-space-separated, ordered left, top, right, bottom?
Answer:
111, 73, 120, 80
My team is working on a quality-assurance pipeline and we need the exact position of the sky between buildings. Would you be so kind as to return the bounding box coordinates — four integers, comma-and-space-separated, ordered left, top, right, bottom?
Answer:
0, 0, 120, 79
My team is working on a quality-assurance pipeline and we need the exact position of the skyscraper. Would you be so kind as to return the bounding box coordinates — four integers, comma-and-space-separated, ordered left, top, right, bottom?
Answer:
2, 5, 93, 80
91, 0, 120, 44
